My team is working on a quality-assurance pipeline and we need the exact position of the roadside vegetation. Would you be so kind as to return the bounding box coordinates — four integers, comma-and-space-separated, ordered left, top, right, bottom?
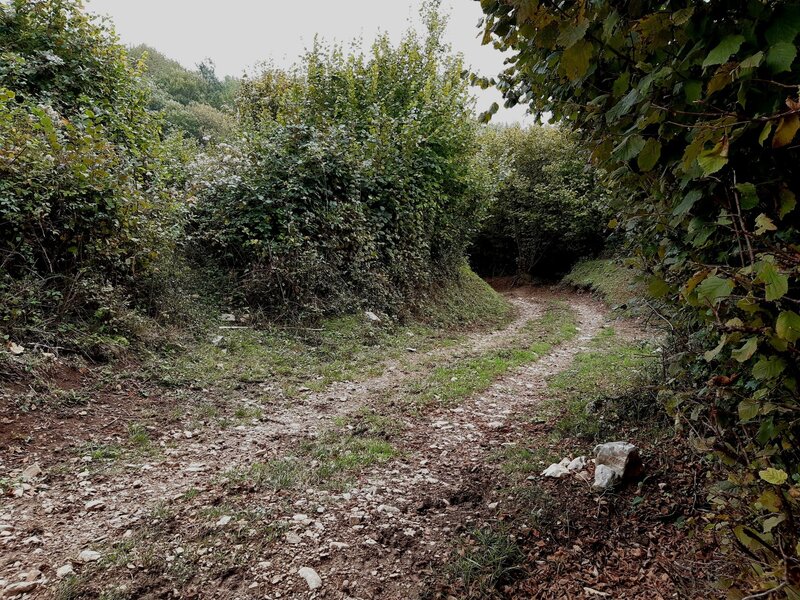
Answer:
2, 0, 798, 598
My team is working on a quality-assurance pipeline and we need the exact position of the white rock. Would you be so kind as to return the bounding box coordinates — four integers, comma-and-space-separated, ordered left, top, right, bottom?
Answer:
592, 464, 620, 490
330, 542, 349, 550
7, 342, 24, 356
541, 463, 571, 478
216, 516, 232, 527
364, 311, 381, 323
567, 456, 587, 473
78, 550, 101, 562
85, 500, 105, 511
56, 564, 74, 578
377, 505, 400, 515
219, 314, 236, 322
20, 464, 42, 482
285, 532, 302, 545
297, 567, 322, 590
592, 442, 643, 490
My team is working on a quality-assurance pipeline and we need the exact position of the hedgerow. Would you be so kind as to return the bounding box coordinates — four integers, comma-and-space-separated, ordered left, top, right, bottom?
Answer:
188, 5, 487, 317
0, 0, 175, 349
477, 0, 800, 595
470, 125, 610, 277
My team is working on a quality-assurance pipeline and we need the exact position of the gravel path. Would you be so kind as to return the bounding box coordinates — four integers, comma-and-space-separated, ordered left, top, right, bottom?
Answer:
0, 288, 609, 599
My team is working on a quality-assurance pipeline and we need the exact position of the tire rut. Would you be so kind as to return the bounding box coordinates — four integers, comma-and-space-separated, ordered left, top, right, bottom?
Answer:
0, 288, 608, 599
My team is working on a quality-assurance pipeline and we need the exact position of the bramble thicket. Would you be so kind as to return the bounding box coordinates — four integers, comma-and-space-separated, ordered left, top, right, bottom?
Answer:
477, 0, 800, 593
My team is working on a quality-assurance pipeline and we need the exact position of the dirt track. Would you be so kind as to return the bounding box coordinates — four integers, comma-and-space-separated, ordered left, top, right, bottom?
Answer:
1, 288, 714, 599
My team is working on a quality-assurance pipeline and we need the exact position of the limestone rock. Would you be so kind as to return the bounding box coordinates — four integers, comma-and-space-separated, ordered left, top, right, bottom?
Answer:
56, 564, 74, 578
78, 550, 101, 562
567, 456, 587, 473
542, 459, 571, 479
592, 442, 643, 490
297, 567, 322, 590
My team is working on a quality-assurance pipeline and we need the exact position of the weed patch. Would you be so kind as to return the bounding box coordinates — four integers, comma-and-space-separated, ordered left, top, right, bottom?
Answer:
448, 527, 524, 598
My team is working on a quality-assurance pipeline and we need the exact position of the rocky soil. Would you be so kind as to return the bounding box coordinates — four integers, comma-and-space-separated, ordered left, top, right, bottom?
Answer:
0, 288, 721, 599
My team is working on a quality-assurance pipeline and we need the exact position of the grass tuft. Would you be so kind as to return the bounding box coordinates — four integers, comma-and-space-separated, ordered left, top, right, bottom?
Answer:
449, 527, 524, 598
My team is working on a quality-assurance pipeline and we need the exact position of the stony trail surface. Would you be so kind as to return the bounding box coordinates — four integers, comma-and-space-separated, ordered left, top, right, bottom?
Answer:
1, 288, 613, 599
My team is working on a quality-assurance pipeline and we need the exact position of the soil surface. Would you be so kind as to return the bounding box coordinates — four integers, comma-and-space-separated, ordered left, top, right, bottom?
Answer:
0, 287, 720, 599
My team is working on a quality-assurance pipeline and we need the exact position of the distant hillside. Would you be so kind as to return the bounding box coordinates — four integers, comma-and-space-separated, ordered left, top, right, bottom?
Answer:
129, 44, 239, 141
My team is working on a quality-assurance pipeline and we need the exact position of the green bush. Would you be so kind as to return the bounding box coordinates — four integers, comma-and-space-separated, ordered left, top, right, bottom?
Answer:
189, 5, 487, 317
0, 0, 172, 345
470, 126, 610, 277
477, 0, 800, 595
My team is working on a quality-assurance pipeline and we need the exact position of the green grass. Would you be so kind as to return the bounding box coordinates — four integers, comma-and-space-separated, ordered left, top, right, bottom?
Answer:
144, 267, 512, 394
539, 326, 662, 441
415, 265, 513, 329
448, 527, 524, 598
127, 423, 151, 449
563, 258, 645, 309
226, 429, 397, 492
405, 301, 578, 409
491, 445, 559, 477
338, 408, 405, 439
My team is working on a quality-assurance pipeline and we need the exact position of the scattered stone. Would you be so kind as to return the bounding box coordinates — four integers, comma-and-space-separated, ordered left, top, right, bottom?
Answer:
20, 464, 42, 482
364, 311, 381, 324
297, 567, 322, 590
487, 502, 499, 510
592, 442, 643, 490
542, 458, 571, 479
7, 342, 24, 356
56, 564, 74, 579
487, 421, 505, 429
330, 542, 349, 550
209, 335, 224, 346
85, 499, 106, 511
285, 532, 302, 545
2, 581, 37, 596
567, 456, 587, 473
220, 314, 236, 322
216, 516, 232, 527
78, 550, 101, 562
377, 504, 400, 515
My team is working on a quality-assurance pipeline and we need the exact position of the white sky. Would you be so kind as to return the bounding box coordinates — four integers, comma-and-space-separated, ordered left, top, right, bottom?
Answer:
84, 0, 531, 124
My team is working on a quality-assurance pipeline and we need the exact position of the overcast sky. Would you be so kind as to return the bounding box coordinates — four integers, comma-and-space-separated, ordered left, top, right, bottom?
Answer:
84, 0, 531, 124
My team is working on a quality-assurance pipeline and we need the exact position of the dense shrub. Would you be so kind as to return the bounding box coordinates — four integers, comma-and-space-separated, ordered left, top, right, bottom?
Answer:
0, 0, 172, 344
189, 6, 487, 317
470, 126, 609, 277
477, 0, 800, 595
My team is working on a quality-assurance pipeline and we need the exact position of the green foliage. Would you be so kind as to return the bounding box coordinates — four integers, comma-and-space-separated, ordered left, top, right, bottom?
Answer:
471, 125, 611, 276
189, 5, 487, 317
0, 0, 175, 346
129, 45, 237, 141
478, 0, 800, 594
448, 527, 524, 598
